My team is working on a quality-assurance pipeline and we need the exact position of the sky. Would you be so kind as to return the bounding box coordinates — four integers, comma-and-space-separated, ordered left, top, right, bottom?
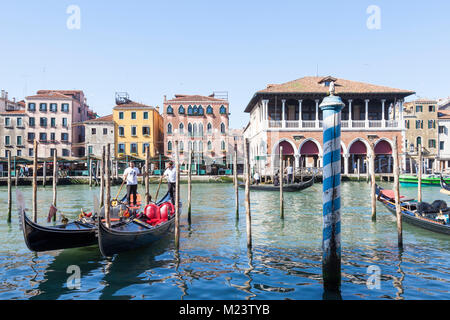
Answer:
1, 0, 450, 129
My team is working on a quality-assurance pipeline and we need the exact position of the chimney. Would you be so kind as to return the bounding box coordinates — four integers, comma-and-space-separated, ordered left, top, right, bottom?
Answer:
156, 105, 160, 112
5, 92, 8, 101
1, 90, 4, 99
163, 95, 166, 102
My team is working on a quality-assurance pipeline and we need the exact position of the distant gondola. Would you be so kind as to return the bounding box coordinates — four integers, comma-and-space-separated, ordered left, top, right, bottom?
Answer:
98, 192, 179, 257
239, 176, 314, 192
440, 174, 450, 196
375, 184, 450, 235
19, 195, 128, 252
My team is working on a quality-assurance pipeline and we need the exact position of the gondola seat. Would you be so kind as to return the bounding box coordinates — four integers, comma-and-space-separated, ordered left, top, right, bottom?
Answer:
144, 204, 161, 226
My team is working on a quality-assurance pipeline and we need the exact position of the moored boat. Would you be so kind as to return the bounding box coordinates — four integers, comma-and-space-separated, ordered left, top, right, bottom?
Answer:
238, 176, 314, 192
399, 174, 450, 186
440, 174, 450, 195
375, 184, 450, 235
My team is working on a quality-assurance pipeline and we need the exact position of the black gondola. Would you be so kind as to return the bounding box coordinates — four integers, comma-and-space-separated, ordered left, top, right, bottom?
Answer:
98, 192, 178, 257
440, 174, 450, 195
375, 184, 450, 235
19, 195, 129, 252
238, 176, 314, 192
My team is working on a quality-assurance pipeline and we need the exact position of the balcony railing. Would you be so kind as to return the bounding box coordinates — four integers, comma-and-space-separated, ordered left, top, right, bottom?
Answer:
266, 119, 401, 130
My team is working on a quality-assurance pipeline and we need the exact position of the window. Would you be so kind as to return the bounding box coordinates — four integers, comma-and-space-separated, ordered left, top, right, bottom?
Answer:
28, 103, 36, 111
62, 118, 68, 127
405, 120, 409, 129
78, 107, 81, 113
429, 105, 435, 112
199, 141, 203, 152
428, 139, 436, 148
187, 105, 193, 115
28, 148, 33, 157
88, 146, 93, 155
29, 117, 35, 127
130, 143, 138, 154
50, 148, 56, 157
119, 112, 124, 120
119, 126, 125, 136
131, 112, 137, 120
61, 104, 69, 112
5, 117, 10, 126
416, 105, 423, 113
50, 103, 57, 112
199, 123, 203, 136
167, 141, 172, 151
193, 105, 198, 114
167, 106, 173, 114
92, 128, 96, 135
142, 143, 149, 154
51, 118, 56, 127
193, 141, 197, 152
198, 106, 204, 115
439, 126, 445, 134
27, 132, 35, 141
62, 149, 70, 157
428, 120, 433, 129
221, 123, 226, 134
17, 150, 21, 157
206, 105, 213, 114
220, 105, 227, 114
103, 128, 108, 135
61, 133, 69, 141
143, 112, 148, 120
208, 141, 212, 151
17, 136, 22, 146
207, 123, 212, 134
131, 126, 137, 136
50, 133, 55, 141
17, 117, 22, 127
5, 136, 10, 146
118, 144, 125, 153
417, 137, 422, 147
179, 141, 184, 151
142, 126, 150, 135
40, 117, 47, 127
179, 123, 184, 134
39, 103, 47, 111
221, 140, 226, 150
167, 123, 172, 134
178, 105, 185, 114
440, 141, 445, 150
39, 133, 47, 142
188, 123, 193, 136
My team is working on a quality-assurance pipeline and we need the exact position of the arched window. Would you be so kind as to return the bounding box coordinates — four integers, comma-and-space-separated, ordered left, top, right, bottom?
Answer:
179, 141, 184, 151
167, 105, 173, 114
193, 123, 198, 136
178, 105, 185, 114
168, 141, 172, 151
220, 123, 225, 134
208, 141, 212, 151
199, 141, 203, 152
221, 140, 226, 150
188, 141, 192, 151
193, 141, 197, 152
179, 123, 184, 134
206, 105, 213, 114
220, 105, 227, 114
167, 123, 172, 134
198, 105, 204, 115
207, 123, 212, 134
187, 105, 193, 115
188, 123, 193, 136
193, 105, 198, 114
417, 136, 422, 147
199, 123, 203, 136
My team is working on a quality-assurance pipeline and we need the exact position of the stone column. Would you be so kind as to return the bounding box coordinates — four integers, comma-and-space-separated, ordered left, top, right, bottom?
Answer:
365, 99, 370, 128
348, 99, 353, 128
281, 99, 286, 128
381, 99, 386, 128
315, 99, 320, 128
344, 154, 349, 175
298, 100, 303, 128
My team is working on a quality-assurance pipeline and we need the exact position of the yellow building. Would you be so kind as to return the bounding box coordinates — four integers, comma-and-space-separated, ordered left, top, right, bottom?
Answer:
113, 101, 163, 159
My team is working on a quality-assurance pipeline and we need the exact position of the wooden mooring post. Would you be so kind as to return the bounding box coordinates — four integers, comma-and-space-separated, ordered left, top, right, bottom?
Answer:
244, 138, 252, 249
280, 146, 284, 219
175, 141, 180, 250
52, 150, 58, 221
89, 158, 93, 187
370, 144, 376, 221
7, 152, 12, 223
319, 90, 344, 292
393, 137, 403, 247
105, 144, 111, 228
145, 146, 150, 205
42, 161, 46, 187
234, 145, 239, 219
100, 146, 105, 208
32, 140, 38, 223
418, 145, 422, 203
187, 149, 192, 225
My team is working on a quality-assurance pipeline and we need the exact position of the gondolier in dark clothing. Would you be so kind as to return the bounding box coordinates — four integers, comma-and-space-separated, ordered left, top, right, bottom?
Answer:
123, 161, 140, 207
164, 161, 177, 205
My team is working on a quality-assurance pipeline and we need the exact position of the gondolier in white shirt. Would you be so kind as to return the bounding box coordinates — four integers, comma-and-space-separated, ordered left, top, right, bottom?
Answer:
163, 161, 177, 205
286, 164, 294, 184
123, 161, 140, 207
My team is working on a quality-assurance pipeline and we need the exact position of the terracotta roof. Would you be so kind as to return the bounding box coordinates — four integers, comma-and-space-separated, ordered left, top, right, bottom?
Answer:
37, 90, 83, 95
438, 110, 450, 119
84, 114, 113, 123
258, 76, 414, 95
407, 99, 437, 104
26, 92, 73, 100
0, 109, 26, 115
167, 94, 228, 103
113, 101, 154, 109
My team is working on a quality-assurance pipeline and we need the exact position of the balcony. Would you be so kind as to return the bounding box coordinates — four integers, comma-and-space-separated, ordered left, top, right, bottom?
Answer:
266, 119, 401, 130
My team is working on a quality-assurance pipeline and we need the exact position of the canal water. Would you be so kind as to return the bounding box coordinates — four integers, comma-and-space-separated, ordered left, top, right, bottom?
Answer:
0, 181, 448, 300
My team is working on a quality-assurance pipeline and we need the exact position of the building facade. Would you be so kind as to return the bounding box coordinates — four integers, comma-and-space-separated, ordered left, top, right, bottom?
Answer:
243, 76, 415, 176
113, 101, 163, 159
403, 99, 439, 173
25, 90, 93, 158
162, 94, 230, 168
84, 115, 115, 156
437, 109, 450, 172
0, 93, 27, 158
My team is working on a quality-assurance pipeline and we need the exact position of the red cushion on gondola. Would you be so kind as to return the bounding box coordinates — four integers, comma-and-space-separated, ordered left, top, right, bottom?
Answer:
144, 204, 160, 220
381, 189, 407, 200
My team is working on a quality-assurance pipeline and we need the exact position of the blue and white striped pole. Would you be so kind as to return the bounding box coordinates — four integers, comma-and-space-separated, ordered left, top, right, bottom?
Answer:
319, 90, 344, 292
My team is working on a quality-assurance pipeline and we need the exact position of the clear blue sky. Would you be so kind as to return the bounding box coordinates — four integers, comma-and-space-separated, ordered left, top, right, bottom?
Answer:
1, 1, 449, 128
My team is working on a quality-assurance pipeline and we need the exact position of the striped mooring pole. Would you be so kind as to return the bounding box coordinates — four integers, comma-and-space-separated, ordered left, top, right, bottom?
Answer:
319, 89, 345, 292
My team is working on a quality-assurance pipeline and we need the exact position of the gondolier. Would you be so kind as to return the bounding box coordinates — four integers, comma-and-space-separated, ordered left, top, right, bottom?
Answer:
286, 164, 293, 184
123, 161, 140, 207
164, 161, 177, 205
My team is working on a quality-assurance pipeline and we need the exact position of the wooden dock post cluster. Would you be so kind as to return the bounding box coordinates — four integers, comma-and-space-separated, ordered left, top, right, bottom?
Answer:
319, 91, 345, 292
393, 137, 403, 248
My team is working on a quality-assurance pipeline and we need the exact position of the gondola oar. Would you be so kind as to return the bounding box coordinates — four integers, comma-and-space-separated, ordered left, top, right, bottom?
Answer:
154, 175, 163, 202
111, 180, 126, 207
